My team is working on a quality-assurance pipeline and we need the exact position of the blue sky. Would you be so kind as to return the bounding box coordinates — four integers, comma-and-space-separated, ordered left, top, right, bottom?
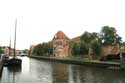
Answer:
0, 0, 125, 49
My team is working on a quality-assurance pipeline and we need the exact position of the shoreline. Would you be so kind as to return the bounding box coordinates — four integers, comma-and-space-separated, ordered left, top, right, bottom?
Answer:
29, 55, 122, 69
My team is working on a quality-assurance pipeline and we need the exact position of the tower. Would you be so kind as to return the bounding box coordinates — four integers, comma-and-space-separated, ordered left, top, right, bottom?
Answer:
53, 31, 70, 57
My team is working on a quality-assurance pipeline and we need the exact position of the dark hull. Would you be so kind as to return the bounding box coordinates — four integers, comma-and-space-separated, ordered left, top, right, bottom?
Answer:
7, 58, 22, 67
2, 56, 9, 66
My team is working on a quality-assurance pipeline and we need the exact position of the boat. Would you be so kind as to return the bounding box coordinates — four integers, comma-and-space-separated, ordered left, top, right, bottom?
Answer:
7, 57, 22, 67
7, 19, 22, 67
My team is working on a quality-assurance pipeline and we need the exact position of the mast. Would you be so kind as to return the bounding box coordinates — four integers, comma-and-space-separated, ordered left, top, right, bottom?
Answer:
14, 19, 17, 58
9, 37, 11, 56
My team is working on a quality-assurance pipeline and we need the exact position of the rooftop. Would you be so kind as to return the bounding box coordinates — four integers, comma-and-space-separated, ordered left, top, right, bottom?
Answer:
53, 31, 69, 40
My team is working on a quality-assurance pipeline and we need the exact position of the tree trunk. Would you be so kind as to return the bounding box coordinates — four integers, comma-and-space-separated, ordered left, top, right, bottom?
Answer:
88, 48, 93, 60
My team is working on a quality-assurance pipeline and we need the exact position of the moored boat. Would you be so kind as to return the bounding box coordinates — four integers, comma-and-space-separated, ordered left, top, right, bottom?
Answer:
7, 19, 22, 67
7, 58, 22, 67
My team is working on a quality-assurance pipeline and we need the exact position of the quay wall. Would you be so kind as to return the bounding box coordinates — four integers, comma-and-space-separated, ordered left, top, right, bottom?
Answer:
29, 55, 121, 68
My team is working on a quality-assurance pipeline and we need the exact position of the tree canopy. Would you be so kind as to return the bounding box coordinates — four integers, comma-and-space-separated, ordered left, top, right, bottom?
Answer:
80, 42, 89, 55
91, 41, 101, 55
101, 26, 122, 45
72, 42, 80, 55
0, 46, 3, 54
33, 44, 44, 56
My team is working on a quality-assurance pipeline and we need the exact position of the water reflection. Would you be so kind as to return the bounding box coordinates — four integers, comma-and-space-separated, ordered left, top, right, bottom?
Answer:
7, 66, 22, 83
0, 56, 125, 83
7, 66, 21, 72
52, 63, 69, 83
68, 65, 125, 83
0, 67, 21, 83
29, 59, 53, 83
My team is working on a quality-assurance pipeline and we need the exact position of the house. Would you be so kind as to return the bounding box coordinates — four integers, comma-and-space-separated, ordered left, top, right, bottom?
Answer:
53, 31, 71, 57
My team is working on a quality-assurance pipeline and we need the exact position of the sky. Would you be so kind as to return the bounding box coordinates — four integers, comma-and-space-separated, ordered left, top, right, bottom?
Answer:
0, 0, 125, 50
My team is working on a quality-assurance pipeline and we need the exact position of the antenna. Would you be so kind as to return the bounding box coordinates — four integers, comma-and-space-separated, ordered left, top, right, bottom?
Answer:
14, 19, 17, 58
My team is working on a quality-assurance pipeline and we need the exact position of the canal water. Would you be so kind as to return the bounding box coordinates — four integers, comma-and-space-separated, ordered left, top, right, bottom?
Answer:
0, 56, 125, 83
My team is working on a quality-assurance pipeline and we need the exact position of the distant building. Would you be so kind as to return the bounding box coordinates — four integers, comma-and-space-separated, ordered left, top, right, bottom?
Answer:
53, 31, 71, 57
1, 46, 20, 56
2, 46, 9, 55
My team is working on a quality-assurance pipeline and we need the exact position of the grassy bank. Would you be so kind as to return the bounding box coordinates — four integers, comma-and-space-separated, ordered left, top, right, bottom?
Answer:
63, 56, 120, 65
29, 55, 120, 68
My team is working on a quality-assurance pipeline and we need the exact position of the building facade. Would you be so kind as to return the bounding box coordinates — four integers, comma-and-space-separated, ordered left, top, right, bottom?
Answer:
53, 31, 71, 58
30, 31, 125, 59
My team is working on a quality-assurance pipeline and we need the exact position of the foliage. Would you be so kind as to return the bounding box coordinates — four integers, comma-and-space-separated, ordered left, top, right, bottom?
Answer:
0, 46, 3, 54
81, 31, 100, 43
81, 31, 101, 51
123, 42, 125, 44
32, 42, 53, 56
46, 44, 53, 55
72, 42, 80, 55
80, 42, 89, 55
91, 41, 101, 55
69, 40, 75, 48
33, 44, 44, 56
81, 31, 92, 43
101, 26, 122, 45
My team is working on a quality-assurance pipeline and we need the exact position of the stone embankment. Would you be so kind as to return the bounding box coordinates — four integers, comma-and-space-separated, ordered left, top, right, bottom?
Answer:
29, 55, 122, 69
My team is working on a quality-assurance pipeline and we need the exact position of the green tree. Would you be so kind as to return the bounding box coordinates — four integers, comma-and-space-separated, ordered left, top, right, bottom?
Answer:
101, 26, 122, 45
81, 31, 101, 59
72, 42, 80, 55
116, 34, 122, 44
69, 40, 75, 49
91, 41, 101, 56
48, 44, 53, 55
123, 42, 125, 44
33, 44, 44, 56
80, 42, 89, 55
0, 46, 3, 54
33, 43, 53, 56
43, 43, 53, 56
81, 31, 92, 43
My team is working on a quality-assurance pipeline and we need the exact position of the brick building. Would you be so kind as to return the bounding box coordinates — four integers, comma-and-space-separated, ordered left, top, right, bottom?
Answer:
53, 31, 71, 57
30, 31, 125, 59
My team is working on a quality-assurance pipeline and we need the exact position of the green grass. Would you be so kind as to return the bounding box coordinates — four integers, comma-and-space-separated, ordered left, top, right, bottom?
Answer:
84, 60, 120, 65
31, 55, 120, 65
63, 56, 86, 61
63, 56, 120, 65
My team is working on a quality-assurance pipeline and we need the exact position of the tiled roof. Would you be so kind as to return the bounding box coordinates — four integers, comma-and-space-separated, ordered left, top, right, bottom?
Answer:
54, 31, 69, 40
30, 45, 36, 49
71, 36, 81, 42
